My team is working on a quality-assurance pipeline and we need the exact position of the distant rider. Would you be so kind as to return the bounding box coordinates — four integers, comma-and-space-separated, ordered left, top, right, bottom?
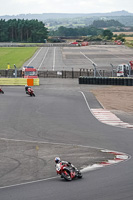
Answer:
0, 87, 4, 94
25, 85, 31, 94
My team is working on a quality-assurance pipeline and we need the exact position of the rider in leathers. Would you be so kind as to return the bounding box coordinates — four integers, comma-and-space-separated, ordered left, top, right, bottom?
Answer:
55, 157, 78, 174
25, 85, 31, 94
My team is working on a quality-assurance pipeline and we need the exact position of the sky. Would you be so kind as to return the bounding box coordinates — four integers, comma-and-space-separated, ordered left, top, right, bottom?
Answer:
0, 0, 133, 16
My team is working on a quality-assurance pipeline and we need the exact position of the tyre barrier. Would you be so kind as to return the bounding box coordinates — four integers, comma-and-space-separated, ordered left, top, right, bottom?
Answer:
79, 77, 133, 86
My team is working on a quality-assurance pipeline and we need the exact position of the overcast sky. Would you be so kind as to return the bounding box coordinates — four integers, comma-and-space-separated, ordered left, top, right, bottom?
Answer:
0, 0, 133, 16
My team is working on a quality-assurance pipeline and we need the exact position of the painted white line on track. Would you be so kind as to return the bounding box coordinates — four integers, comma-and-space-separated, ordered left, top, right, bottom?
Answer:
27, 47, 43, 66
38, 47, 49, 70
1, 137, 129, 161
79, 91, 97, 120
0, 176, 57, 189
0, 137, 104, 151
79, 91, 91, 110
80, 51, 97, 66
53, 47, 56, 71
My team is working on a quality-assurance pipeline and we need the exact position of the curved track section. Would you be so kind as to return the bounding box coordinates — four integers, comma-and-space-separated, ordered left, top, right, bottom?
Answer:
0, 83, 133, 200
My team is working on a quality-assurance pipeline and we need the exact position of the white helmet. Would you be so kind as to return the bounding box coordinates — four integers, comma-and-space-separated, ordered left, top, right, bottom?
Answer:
55, 157, 61, 164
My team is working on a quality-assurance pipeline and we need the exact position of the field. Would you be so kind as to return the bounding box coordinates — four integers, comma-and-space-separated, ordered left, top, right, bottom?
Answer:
124, 37, 133, 41
113, 32, 133, 35
113, 32, 133, 41
0, 47, 38, 70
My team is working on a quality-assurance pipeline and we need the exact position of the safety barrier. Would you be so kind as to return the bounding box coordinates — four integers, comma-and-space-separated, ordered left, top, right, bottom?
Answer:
79, 77, 133, 86
0, 69, 116, 78
0, 78, 39, 86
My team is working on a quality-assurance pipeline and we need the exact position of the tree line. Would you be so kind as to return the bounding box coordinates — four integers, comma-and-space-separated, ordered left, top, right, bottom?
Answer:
0, 18, 125, 42
92, 19, 124, 28
0, 19, 48, 42
49, 19, 125, 37
49, 26, 103, 37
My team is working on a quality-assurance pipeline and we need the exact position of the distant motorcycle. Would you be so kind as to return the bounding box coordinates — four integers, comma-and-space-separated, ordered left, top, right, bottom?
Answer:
0, 88, 4, 94
56, 162, 82, 181
25, 87, 35, 97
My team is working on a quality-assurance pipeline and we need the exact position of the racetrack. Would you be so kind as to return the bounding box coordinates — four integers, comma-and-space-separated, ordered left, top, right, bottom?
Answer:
23, 45, 133, 71
0, 78, 133, 200
1, 44, 133, 199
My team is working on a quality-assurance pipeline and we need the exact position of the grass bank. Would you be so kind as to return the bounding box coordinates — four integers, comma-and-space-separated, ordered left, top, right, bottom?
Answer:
0, 47, 38, 70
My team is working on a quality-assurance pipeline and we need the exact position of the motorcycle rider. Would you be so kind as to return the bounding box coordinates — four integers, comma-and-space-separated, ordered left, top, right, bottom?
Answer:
0, 87, 4, 94
55, 157, 79, 174
25, 85, 31, 94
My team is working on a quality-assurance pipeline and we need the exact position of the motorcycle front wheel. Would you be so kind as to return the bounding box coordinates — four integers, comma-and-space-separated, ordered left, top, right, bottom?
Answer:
77, 172, 82, 179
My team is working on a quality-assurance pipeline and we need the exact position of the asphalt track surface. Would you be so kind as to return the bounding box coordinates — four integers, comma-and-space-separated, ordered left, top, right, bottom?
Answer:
22, 45, 133, 71
0, 79, 133, 200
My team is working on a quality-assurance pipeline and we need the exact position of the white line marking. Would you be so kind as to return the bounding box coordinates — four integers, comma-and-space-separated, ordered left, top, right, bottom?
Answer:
79, 91, 91, 110
38, 47, 49, 70
0, 137, 103, 151
0, 176, 57, 189
79, 91, 96, 119
80, 51, 97, 66
27, 47, 43, 66
53, 47, 56, 71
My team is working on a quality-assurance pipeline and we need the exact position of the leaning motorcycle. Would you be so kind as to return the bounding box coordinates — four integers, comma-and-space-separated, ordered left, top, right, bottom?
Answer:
26, 87, 35, 97
0, 88, 4, 94
56, 163, 82, 181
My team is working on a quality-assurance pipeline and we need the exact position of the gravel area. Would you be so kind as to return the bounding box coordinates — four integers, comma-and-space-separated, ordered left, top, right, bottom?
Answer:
91, 86, 133, 125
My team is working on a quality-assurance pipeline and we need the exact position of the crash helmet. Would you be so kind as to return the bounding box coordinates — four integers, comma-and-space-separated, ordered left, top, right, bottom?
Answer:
25, 85, 28, 88
55, 157, 61, 164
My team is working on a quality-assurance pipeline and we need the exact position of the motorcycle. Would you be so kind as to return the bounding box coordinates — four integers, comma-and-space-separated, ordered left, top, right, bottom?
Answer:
25, 87, 35, 97
0, 88, 4, 94
56, 162, 82, 181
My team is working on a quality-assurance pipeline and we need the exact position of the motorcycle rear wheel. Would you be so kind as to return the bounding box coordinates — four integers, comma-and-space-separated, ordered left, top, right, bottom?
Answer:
62, 170, 72, 181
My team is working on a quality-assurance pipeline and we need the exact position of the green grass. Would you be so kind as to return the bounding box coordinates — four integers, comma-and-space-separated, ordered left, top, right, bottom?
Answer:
0, 47, 38, 70
125, 41, 133, 48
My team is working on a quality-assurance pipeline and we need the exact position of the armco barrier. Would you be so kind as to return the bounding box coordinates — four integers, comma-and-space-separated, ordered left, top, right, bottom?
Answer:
79, 77, 133, 86
0, 78, 39, 86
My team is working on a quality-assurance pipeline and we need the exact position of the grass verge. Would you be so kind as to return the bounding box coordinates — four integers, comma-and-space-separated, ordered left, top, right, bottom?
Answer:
0, 47, 38, 69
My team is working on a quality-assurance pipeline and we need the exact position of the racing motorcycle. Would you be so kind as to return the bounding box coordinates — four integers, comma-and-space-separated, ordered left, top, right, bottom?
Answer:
56, 162, 82, 181
0, 88, 4, 94
25, 87, 35, 97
